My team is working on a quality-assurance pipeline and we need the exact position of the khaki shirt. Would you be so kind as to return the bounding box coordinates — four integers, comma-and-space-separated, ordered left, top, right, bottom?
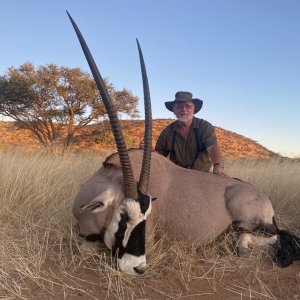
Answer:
155, 117, 217, 172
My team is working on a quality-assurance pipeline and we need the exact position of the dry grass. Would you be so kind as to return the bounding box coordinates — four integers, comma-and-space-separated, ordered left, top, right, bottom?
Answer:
0, 150, 299, 299
227, 158, 300, 230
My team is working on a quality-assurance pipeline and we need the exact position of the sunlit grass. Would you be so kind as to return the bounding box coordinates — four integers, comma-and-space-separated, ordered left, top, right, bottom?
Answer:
227, 158, 300, 230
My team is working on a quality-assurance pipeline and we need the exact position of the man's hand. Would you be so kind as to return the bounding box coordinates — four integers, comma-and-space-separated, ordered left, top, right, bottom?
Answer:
213, 165, 229, 177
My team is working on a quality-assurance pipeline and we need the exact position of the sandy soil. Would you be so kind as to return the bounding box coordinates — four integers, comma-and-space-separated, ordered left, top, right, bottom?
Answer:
22, 253, 299, 300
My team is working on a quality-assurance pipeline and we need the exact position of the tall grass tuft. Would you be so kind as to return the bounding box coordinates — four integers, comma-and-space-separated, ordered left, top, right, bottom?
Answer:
227, 158, 300, 230
0, 150, 106, 298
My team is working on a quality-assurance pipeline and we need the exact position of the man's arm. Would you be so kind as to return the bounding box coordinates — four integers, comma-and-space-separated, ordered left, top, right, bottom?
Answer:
154, 130, 170, 157
207, 144, 229, 177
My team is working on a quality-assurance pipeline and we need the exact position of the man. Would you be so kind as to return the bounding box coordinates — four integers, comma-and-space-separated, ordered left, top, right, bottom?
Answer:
143, 91, 228, 176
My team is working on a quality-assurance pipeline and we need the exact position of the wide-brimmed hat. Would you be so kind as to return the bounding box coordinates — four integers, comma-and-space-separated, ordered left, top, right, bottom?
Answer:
165, 91, 203, 114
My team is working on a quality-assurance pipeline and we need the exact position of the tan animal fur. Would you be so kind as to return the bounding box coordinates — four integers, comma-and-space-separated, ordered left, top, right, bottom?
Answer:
73, 149, 276, 247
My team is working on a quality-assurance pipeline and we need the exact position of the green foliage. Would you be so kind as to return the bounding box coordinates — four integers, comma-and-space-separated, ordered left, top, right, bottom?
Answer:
0, 63, 140, 151
93, 128, 115, 147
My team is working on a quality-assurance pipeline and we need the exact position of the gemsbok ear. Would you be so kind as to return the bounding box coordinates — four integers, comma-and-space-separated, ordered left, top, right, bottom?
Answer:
80, 202, 104, 213
80, 190, 115, 213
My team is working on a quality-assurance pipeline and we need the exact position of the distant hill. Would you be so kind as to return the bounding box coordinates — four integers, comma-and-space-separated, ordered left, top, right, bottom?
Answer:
0, 120, 277, 159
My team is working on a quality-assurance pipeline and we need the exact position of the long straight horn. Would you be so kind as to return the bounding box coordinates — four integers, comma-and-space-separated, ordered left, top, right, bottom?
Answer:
67, 11, 137, 200
136, 39, 152, 194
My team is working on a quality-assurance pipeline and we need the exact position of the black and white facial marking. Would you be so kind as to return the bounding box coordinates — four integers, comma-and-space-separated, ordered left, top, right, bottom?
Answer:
276, 230, 300, 267
104, 193, 152, 275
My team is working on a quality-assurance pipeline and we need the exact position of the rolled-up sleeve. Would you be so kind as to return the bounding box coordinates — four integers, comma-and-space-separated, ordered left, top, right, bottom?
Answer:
201, 121, 217, 149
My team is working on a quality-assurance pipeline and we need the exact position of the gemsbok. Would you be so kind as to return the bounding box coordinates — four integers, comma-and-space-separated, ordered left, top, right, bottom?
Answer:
68, 13, 300, 275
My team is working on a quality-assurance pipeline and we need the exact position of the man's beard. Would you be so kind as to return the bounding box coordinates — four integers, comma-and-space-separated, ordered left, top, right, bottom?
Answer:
177, 114, 193, 123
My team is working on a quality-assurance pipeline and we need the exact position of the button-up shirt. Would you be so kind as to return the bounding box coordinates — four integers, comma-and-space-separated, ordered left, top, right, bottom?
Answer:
155, 117, 217, 172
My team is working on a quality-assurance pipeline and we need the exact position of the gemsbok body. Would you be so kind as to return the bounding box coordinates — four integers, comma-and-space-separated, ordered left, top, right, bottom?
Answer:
68, 12, 300, 275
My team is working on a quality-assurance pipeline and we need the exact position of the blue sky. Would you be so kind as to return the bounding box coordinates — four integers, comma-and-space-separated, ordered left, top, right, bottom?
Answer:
1, 1, 299, 157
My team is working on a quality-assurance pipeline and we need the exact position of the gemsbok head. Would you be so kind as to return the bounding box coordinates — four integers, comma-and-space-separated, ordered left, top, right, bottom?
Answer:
67, 11, 153, 275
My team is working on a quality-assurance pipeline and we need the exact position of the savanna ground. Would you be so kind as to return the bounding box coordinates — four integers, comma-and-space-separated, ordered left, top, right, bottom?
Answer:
0, 149, 299, 299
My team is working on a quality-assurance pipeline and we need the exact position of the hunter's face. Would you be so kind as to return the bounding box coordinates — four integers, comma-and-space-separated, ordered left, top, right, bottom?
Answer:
173, 101, 195, 123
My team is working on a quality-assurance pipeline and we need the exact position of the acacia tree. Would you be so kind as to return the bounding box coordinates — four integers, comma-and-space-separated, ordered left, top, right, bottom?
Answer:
0, 63, 139, 150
